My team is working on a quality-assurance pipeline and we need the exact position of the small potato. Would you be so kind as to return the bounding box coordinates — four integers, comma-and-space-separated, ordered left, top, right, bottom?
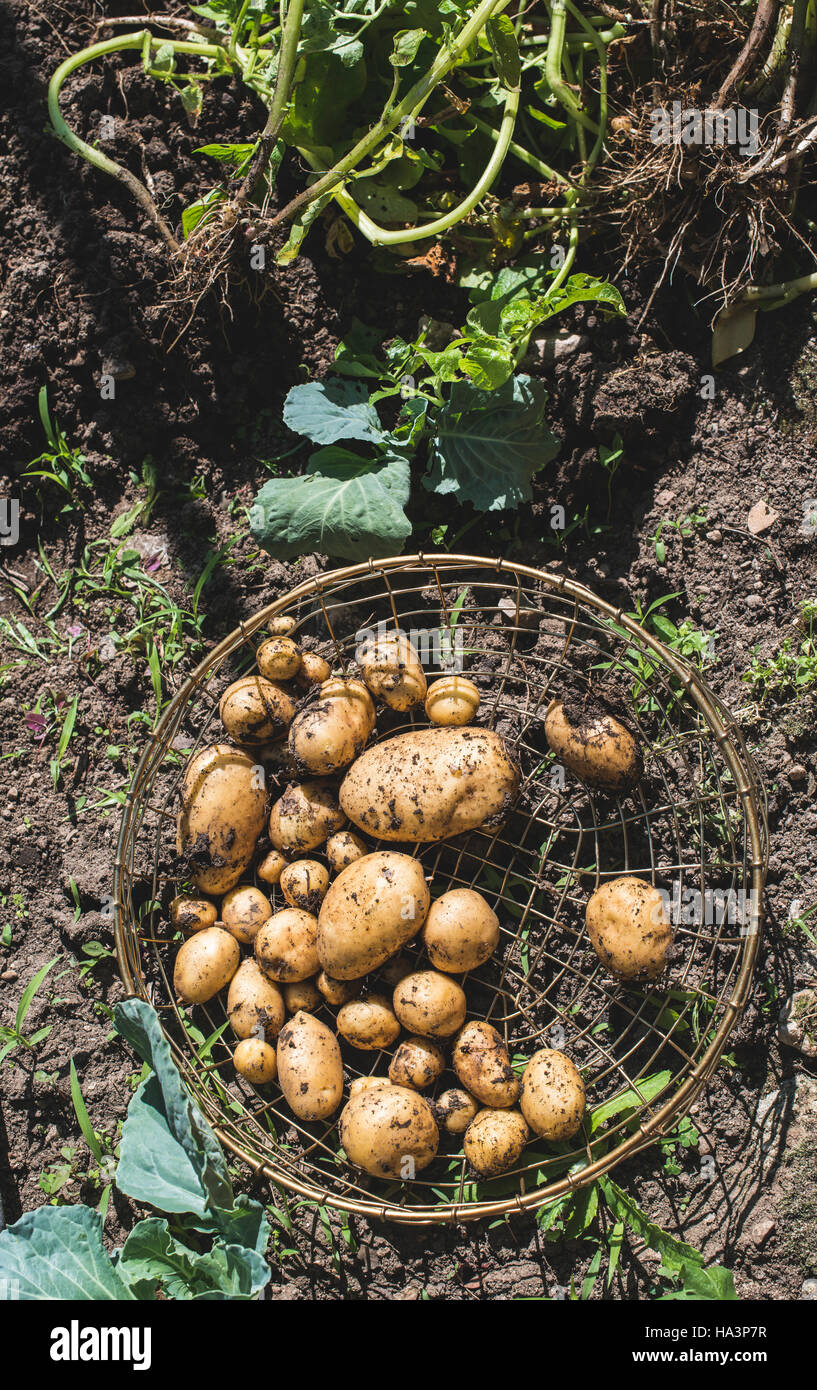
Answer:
393, 971, 467, 1039
255, 908, 319, 983
379, 952, 415, 988
268, 780, 345, 854
219, 675, 295, 746
585, 876, 673, 981
359, 630, 427, 712
339, 1084, 439, 1178
324, 830, 367, 873
464, 1108, 529, 1177
318, 851, 430, 981
296, 651, 331, 688
257, 635, 302, 681
545, 699, 642, 794
520, 1048, 586, 1141
170, 895, 217, 934
227, 959, 285, 1041
349, 1076, 392, 1100
288, 678, 375, 776
284, 978, 322, 1013
173, 926, 240, 1005
422, 888, 500, 974
388, 1035, 445, 1091
435, 1088, 479, 1135
337, 994, 400, 1050
256, 849, 289, 886
269, 614, 297, 637
234, 1037, 278, 1084
424, 676, 480, 727
280, 859, 330, 914
177, 743, 267, 894
221, 884, 272, 945
277, 1010, 344, 1121
452, 1021, 519, 1108
317, 971, 360, 1007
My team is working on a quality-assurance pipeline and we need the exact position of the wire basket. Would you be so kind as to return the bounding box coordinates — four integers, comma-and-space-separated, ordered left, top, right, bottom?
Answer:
113, 555, 767, 1225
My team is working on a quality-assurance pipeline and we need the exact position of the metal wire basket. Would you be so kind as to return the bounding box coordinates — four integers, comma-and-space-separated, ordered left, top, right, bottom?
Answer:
113, 554, 767, 1225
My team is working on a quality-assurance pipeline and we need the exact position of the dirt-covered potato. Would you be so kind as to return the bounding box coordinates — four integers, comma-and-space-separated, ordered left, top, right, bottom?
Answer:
254, 907, 319, 983
221, 884, 272, 945
393, 971, 467, 1038
464, 1108, 529, 1176
424, 676, 480, 727
227, 958, 285, 1041
422, 888, 500, 973
257, 635, 301, 681
318, 851, 430, 980
339, 728, 520, 843
388, 1035, 445, 1090
234, 1037, 277, 1084
288, 678, 375, 776
585, 876, 673, 981
269, 614, 296, 637
324, 830, 367, 873
435, 1088, 479, 1135
277, 1010, 343, 1121
452, 1021, 519, 1108
279, 860, 330, 913
170, 895, 217, 934
219, 675, 296, 746
284, 977, 322, 1013
349, 1076, 392, 1100
256, 849, 289, 885
359, 630, 427, 711
520, 1048, 586, 1140
173, 926, 240, 1005
177, 743, 267, 894
296, 651, 331, 689
337, 994, 400, 1050
268, 780, 345, 854
545, 699, 643, 794
316, 970, 360, 1007
338, 1083, 439, 1178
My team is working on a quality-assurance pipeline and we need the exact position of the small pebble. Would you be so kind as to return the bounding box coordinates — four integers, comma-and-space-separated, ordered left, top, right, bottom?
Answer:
750, 1217, 775, 1247
802, 1278, 817, 1300
745, 594, 763, 608
1, 970, 18, 983
788, 765, 807, 783
706, 530, 723, 543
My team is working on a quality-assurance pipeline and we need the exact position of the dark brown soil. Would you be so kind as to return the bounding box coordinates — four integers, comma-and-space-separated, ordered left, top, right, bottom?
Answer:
1, 0, 816, 1300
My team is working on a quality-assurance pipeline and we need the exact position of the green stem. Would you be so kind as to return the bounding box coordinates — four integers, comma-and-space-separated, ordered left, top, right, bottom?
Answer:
744, 268, 817, 304
237, 0, 306, 202
546, 0, 600, 135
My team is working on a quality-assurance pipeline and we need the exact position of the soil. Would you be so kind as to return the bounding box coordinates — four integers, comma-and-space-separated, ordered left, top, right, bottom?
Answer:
1, 0, 816, 1301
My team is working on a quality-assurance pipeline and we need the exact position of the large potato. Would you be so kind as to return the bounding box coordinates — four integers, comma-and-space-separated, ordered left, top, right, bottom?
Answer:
221, 884, 272, 945
464, 1109, 529, 1177
219, 675, 295, 746
392, 971, 466, 1038
227, 958, 285, 1041
317, 851, 430, 981
173, 926, 240, 1005
388, 1035, 445, 1091
277, 1010, 343, 1121
177, 743, 267, 893
288, 678, 375, 776
359, 630, 426, 712
339, 1083, 439, 1178
337, 994, 400, 1050
422, 888, 500, 973
268, 780, 345, 853
545, 700, 642, 793
255, 907, 319, 982
585, 876, 673, 981
452, 1021, 519, 1108
520, 1048, 586, 1140
339, 728, 520, 842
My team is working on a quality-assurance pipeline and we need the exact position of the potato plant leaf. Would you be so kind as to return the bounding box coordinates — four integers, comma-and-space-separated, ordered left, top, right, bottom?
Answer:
283, 379, 385, 445
117, 1219, 269, 1301
0, 1205, 136, 1300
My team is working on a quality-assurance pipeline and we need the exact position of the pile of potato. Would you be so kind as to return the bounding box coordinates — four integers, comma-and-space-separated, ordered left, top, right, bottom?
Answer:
170, 620, 674, 1184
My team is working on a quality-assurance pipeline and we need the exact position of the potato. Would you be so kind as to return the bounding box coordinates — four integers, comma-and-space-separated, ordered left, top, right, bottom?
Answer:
219, 675, 295, 746
520, 1048, 586, 1140
170, 895, 217, 934
257, 635, 301, 681
339, 1084, 439, 1178
452, 1021, 519, 1108
585, 876, 673, 981
173, 926, 240, 1005
424, 676, 480, 727
227, 958, 285, 1041
379, 952, 414, 988
388, 1035, 445, 1090
544, 699, 642, 794
359, 630, 427, 711
296, 651, 331, 689
255, 907, 319, 983
318, 851, 430, 980
269, 614, 296, 637
234, 1037, 277, 1084
435, 1088, 479, 1135
288, 678, 375, 776
279, 859, 330, 914
284, 977, 322, 1013
324, 830, 367, 873
337, 994, 400, 1050
317, 970, 360, 1007
339, 728, 520, 843
268, 780, 344, 853
256, 849, 288, 886
393, 971, 467, 1039
349, 1076, 392, 1100
464, 1108, 529, 1177
177, 743, 267, 894
277, 1011, 343, 1121
422, 888, 500, 973
221, 884, 272, 945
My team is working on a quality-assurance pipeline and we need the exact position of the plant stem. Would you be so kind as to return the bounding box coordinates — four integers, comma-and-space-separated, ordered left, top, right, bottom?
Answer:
237, 0, 306, 203
546, 0, 600, 135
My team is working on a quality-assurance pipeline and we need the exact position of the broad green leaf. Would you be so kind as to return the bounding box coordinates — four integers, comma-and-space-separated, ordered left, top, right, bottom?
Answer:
486, 14, 521, 88
659, 1262, 738, 1301
117, 1219, 269, 1301
0, 1206, 135, 1300
589, 1071, 672, 1134
283, 379, 385, 446
334, 319, 387, 379
353, 182, 419, 224
390, 28, 426, 66
599, 1176, 704, 1271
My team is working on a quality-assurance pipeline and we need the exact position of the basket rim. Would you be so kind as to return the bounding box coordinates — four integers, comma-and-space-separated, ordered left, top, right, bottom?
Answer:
113, 553, 768, 1225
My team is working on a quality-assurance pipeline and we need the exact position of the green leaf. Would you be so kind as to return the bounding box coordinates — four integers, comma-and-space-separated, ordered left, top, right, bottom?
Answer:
589, 1071, 672, 1134
423, 375, 558, 511
117, 1219, 269, 1301
599, 1176, 705, 1271
334, 320, 387, 379
283, 379, 385, 445
712, 301, 757, 367
659, 1262, 738, 1301
0, 1206, 136, 1300
486, 14, 521, 88
70, 1059, 103, 1163
390, 28, 426, 67
16, 956, 58, 1035
275, 187, 334, 265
